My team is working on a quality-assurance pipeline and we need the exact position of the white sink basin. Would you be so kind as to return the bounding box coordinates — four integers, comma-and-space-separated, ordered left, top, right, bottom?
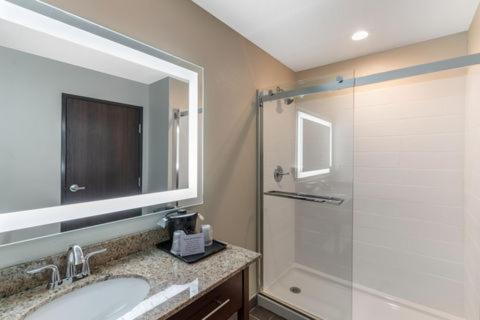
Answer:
25, 277, 150, 320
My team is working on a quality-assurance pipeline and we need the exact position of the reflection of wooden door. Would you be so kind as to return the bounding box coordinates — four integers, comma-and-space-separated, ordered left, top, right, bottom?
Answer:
61, 94, 142, 231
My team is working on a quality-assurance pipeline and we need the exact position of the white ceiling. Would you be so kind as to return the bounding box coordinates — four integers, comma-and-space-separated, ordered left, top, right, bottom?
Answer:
193, 0, 480, 71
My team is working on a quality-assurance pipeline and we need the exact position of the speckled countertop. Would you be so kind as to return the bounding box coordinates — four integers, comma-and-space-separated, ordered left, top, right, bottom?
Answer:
0, 245, 260, 320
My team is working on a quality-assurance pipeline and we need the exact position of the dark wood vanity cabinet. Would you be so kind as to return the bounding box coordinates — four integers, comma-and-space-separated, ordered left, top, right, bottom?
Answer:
167, 268, 249, 320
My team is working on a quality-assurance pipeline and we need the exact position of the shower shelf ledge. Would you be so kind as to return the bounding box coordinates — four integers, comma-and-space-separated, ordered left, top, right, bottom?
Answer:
264, 190, 344, 206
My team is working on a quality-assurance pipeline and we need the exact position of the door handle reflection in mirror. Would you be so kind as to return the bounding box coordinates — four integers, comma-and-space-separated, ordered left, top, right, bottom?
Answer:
69, 184, 86, 192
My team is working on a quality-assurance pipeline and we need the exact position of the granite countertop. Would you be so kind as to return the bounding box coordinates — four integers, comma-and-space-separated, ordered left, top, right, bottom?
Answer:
0, 245, 260, 320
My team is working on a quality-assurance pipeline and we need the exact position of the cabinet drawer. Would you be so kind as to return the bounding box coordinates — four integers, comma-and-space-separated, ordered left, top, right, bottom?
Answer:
167, 271, 243, 320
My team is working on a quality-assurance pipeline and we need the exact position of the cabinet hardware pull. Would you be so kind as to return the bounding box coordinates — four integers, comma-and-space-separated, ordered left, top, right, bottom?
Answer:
201, 298, 231, 320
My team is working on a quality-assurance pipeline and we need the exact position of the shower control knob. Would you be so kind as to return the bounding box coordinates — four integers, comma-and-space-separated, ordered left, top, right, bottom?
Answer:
274, 165, 290, 182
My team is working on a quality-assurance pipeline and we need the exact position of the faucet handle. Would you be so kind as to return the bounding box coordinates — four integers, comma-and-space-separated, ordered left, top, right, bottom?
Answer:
82, 248, 107, 276
26, 265, 62, 289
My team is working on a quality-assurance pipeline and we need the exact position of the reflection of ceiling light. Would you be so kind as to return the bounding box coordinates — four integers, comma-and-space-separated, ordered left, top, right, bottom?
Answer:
387, 302, 401, 311
352, 30, 369, 41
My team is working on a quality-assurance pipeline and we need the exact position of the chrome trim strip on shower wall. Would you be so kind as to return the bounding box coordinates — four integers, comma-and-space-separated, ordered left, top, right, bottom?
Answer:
356, 53, 480, 86
264, 191, 344, 206
260, 53, 480, 103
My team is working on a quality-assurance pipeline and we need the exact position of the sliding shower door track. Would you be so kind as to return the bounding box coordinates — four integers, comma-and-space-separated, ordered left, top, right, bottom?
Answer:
259, 53, 480, 103
257, 292, 322, 320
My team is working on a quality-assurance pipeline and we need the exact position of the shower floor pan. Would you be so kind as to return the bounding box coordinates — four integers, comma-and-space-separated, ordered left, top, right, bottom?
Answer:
262, 264, 463, 320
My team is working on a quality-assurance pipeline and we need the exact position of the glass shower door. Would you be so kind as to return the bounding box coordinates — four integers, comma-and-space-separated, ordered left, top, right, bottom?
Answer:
259, 73, 354, 320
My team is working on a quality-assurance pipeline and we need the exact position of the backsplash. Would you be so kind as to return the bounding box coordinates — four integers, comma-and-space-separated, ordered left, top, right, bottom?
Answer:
0, 228, 169, 298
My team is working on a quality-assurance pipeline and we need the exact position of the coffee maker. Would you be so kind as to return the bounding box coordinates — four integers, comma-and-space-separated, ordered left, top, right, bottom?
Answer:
160, 209, 198, 238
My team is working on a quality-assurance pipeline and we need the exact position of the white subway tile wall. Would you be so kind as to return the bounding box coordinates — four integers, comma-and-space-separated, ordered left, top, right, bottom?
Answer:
262, 99, 296, 288
354, 72, 466, 317
464, 65, 480, 320
294, 90, 354, 282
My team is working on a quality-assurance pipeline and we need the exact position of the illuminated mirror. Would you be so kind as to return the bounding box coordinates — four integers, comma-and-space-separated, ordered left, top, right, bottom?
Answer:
296, 111, 332, 178
0, 0, 203, 245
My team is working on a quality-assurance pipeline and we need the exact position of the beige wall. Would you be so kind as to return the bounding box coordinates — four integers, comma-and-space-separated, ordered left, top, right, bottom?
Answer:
469, 5, 480, 53
297, 32, 467, 80
465, 5, 480, 320
0, 0, 295, 294
43, 0, 294, 250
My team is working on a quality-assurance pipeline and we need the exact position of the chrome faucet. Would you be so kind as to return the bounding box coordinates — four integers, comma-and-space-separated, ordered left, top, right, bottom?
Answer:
26, 244, 106, 289
66, 245, 107, 280
66, 244, 85, 281
26, 265, 62, 289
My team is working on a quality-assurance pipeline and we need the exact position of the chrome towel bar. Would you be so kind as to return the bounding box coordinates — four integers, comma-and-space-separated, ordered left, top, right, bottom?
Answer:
264, 190, 344, 206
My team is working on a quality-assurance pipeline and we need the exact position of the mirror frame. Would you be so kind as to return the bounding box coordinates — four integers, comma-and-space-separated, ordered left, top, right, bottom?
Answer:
0, 0, 203, 234
296, 110, 332, 178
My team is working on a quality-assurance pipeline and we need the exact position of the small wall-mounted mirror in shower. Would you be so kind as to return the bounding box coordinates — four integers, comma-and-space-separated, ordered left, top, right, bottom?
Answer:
296, 111, 332, 178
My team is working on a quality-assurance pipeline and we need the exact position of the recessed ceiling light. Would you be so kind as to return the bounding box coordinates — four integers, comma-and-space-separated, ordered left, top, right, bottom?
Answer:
352, 30, 369, 41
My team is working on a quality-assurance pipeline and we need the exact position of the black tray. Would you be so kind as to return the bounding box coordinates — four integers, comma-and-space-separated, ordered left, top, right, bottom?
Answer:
157, 239, 227, 263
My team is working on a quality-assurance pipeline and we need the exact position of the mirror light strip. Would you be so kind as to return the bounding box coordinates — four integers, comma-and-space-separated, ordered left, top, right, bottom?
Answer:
296, 111, 332, 179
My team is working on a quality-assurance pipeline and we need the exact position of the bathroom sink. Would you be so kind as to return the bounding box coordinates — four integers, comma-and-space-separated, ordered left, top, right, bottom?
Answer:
25, 277, 150, 320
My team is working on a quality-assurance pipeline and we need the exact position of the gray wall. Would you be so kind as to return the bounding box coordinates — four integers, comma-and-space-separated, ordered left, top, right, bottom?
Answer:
170, 79, 189, 190
0, 44, 194, 243
146, 77, 190, 193
0, 45, 150, 214
146, 78, 170, 193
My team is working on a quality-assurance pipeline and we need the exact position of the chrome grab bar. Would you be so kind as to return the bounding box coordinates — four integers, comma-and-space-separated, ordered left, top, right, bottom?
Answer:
264, 190, 344, 206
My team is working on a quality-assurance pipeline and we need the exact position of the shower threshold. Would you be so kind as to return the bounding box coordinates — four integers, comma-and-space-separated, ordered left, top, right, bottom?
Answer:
261, 264, 463, 320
